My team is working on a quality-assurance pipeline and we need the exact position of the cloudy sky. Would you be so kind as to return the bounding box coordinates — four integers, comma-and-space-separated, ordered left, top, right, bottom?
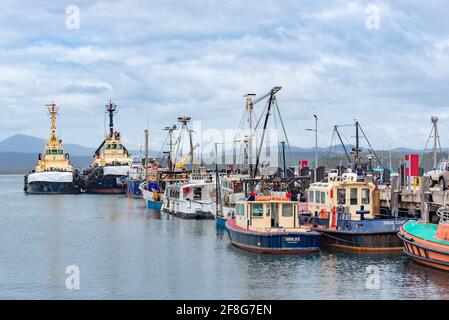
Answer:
1, 0, 449, 152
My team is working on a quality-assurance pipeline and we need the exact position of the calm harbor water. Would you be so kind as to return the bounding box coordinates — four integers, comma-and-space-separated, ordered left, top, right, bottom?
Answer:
0, 175, 448, 300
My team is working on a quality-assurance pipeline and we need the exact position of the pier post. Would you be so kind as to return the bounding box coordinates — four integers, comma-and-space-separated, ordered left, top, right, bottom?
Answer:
420, 176, 431, 223
390, 173, 400, 217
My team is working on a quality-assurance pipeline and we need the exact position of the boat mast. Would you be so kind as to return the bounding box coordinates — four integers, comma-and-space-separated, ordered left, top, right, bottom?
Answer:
164, 124, 176, 171
253, 86, 281, 179
177, 116, 192, 171
45, 102, 59, 142
106, 100, 117, 137
355, 120, 360, 165
245, 94, 256, 173
214, 143, 222, 216
144, 129, 149, 186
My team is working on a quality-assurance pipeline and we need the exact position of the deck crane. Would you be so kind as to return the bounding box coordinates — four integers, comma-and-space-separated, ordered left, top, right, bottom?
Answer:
175, 143, 200, 170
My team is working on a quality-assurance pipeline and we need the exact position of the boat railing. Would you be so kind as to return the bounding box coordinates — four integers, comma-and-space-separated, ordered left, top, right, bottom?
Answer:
437, 205, 449, 224
190, 172, 227, 182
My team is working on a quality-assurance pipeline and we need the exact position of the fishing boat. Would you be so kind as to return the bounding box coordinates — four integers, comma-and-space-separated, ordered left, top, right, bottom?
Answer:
161, 172, 218, 219
126, 154, 145, 198
141, 181, 163, 210
82, 100, 132, 194
24, 102, 82, 194
225, 195, 320, 254
299, 170, 410, 252
398, 204, 449, 271
211, 173, 246, 227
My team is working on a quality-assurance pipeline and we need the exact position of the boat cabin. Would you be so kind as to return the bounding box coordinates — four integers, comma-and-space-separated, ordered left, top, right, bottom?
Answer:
235, 197, 303, 231
307, 172, 379, 220
93, 132, 132, 167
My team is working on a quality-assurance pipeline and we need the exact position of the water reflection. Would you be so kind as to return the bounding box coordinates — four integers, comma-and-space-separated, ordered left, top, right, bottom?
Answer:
1, 175, 449, 299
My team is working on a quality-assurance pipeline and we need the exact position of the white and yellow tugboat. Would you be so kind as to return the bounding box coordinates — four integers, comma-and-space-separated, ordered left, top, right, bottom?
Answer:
24, 102, 82, 194
82, 100, 132, 194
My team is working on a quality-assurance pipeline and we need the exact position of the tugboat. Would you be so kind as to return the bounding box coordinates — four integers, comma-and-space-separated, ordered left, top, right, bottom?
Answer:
299, 170, 410, 252
82, 100, 132, 194
24, 102, 82, 194
226, 195, 320, 254
398, 203, 449, 271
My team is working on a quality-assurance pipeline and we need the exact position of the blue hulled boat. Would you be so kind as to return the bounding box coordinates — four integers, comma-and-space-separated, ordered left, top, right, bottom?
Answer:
140, 181, 163, 211
299, 171, 412, 252
225, 196, 320, 254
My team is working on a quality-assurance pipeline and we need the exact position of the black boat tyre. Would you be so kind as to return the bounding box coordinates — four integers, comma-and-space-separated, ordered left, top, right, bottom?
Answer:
73, 171, 80, 182
94, 168, 103, 180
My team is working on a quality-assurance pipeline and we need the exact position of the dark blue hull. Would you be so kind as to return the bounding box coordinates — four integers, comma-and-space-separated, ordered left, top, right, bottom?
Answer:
299, 215, 410, 252
25, 181, 81, 194
214, 215, 228, 228
126, 179, 143, 198
226, 219, 320, 254
85, 175, 127, 194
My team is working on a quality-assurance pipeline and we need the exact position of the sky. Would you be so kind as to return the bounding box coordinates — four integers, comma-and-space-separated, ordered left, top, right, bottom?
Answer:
1, 0, 449, 152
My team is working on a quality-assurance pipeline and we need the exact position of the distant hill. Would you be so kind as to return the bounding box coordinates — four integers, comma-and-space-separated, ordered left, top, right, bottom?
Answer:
0, 134, 443, 174
0, 152, 92, 174
0, 134, 95, 156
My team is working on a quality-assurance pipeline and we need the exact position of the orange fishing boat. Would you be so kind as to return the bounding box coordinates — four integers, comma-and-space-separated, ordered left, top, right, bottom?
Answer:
398, 205, 449, 271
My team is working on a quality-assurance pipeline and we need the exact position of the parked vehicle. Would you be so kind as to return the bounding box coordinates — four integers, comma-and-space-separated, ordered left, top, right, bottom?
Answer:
424, 159, 449, 189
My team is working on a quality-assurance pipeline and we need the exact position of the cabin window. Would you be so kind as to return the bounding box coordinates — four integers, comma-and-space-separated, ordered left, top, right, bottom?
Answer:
106, 144, 110, 149
320, 192, 326, 204
350, 188, 358, 205
282, 204, 293, 217
337, 189, 346, 205
251, 204, 263, 217
117, 144, 123, 149
308, 190, 314, 203
46, 150, 50, 155
236, 204, 245, 216
361, 188, 370, 204
112, 143, 117, 149
315, 190, 321, 204
58, 150, 63, 154
51, 149, 57, 155
193, 187, 202, 200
